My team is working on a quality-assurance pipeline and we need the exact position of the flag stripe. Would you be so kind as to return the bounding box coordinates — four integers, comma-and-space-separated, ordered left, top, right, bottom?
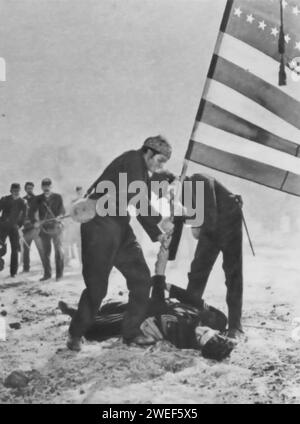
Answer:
208, 56, 300, 131
281, 170, 300, 195
192, 121, 300, 175
203, 79, 300, 146
186, 140, 300, 196
216, 33, 300, 105
199, 100, 298, 156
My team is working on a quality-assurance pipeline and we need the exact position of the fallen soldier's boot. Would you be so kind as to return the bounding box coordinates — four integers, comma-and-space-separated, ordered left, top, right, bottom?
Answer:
58, 301, 76, 318
67, 333, 82, 352
124, 333, 156, 346
195, 326, 236, 361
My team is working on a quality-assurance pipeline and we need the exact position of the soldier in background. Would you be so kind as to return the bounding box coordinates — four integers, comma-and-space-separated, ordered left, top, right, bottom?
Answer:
0, 183, 26, 277
34, 178, 65, 282
22, 182, 40, 273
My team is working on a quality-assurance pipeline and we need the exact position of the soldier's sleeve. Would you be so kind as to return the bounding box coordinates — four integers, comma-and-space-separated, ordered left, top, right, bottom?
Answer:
169, 284, 193, 303
123, 152, 146, 191
136, 214, 162, 242
58, 194, 66, 216
0, 197, 4, 213
23, 198, 29, 219
124, 152, 162, 242
17, 199, 27, 227
185, 174, 217, 231
204, 177, 218, 231
28, 198, 37, 223
32, 197, 40, 221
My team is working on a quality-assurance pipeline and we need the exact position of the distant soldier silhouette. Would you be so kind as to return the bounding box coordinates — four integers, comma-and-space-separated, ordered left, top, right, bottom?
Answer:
22, 182, 41, 273
34, 178, 65, 282
0, 183, 26, 277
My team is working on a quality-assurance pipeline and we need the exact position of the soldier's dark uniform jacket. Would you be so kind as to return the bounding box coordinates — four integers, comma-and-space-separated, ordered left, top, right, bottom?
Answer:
0, 196, 26, 227
69, 149, 164, 342
23, 194, 37, 230
34, 193, 65, 279
184, 173, 243, 332
35, 193, 65, 221
22, 193, 38, 272
89, 149, 162, 241
0, 195, 26, 276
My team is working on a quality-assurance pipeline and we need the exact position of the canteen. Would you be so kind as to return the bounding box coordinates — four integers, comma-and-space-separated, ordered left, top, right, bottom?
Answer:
70, 198, 97, 223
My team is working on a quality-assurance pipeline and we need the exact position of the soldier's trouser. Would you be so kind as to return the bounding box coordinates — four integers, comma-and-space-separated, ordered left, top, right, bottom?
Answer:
38, 231, 64, 278
187, 211, 243, 330
0, 225, 20, 276
22, 228, 40, 271
69, 216, 152, 341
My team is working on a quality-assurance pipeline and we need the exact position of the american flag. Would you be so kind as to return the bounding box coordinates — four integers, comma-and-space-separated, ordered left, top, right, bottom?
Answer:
186, 0, 300, 196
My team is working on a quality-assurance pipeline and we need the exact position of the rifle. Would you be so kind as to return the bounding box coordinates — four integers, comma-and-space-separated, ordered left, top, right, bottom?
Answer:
26, 215, 71, 236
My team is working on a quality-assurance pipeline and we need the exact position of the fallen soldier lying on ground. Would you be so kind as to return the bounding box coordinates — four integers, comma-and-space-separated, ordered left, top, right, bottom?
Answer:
59, 276, 236, 361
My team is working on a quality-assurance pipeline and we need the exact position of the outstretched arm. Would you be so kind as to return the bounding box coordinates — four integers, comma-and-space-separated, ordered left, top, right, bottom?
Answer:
167, 283, 205, 309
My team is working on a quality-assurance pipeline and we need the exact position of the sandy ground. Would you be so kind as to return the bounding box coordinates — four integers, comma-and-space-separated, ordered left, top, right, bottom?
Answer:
0, 226, 300, 404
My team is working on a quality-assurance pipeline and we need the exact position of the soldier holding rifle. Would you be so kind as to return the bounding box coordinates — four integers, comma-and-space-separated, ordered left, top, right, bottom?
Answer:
34, 178, 66, 282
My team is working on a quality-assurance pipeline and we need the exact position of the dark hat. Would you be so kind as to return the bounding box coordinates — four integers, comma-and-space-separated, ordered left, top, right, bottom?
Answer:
41, 178, 52, 186
143, 135, 172, 159
10, 183, 20, 190
25, 181, 34, 188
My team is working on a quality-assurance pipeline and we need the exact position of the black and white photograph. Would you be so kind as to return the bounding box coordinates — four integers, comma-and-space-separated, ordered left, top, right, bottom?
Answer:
0, 0, 299, 406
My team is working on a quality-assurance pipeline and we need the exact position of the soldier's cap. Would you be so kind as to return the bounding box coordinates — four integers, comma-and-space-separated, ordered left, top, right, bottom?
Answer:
10, 183, 21, 191
143, 135, 172, 160
41, 178, 52, 186
25, 181, 34, 188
